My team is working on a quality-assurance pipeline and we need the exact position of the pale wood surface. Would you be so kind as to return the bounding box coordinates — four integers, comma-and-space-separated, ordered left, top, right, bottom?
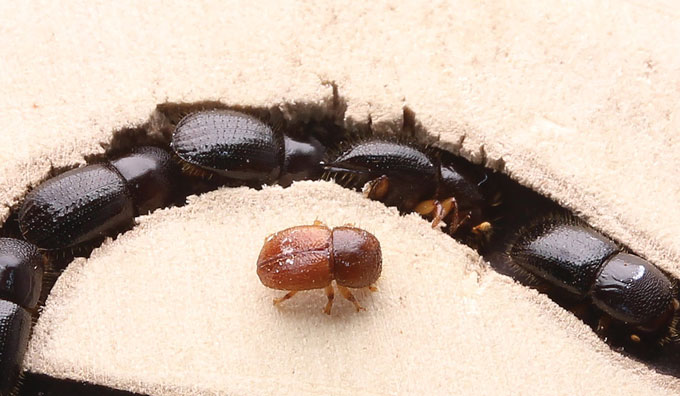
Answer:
1, 1, 678, 394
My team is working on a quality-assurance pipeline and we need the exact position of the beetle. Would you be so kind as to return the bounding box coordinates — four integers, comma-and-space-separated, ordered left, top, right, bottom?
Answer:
171, 110, 326, 186
18, 146, 179, 250
323, 139, 491, 239
507, 213, 679, 344
256, 222, 382, 315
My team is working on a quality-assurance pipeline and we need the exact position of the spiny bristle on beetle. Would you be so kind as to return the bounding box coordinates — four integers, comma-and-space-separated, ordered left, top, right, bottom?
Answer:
8, 371, 24, 396
321, 166, 363, 188
325, 130, 439, 162
335, 172, 361, 187
657, 299, 680, 346
179, 161, 215, 180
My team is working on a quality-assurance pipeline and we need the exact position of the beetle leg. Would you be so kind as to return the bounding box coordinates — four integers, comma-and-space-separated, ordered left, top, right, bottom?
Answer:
446, 197, 467, 233
273, 290, 298, 306
470, 221, 492, 241
414, 198, 449, 228
368, 284, 378, 292
414, 200, 441, 227
323, 285, 335, 315
450, 215, 472, 234
440, 198, 456, 223
363, 175, 390, 201
415, 197, 458, 229
337, 285, 365, 312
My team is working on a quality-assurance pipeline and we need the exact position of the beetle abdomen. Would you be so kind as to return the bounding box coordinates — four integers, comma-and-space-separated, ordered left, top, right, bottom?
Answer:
172, 110, 282, 183
509, 217, 619, 297
18, 164, 135, 249
0, 238, 44, 309
0, 300, 31, 396
256, 225, 332, 291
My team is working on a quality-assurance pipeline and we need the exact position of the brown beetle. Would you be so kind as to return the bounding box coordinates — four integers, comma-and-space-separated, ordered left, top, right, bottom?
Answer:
256, 221, 381, 315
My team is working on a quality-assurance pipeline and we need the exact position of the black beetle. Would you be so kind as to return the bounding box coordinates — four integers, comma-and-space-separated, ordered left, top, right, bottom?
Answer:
508, 214, 679, 343
324, 139, 490, 237
18, 146, 179, 250
171, 110, 325, 187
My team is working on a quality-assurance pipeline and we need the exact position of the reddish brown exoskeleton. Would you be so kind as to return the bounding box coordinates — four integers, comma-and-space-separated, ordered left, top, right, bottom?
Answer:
257, 222, 381, 315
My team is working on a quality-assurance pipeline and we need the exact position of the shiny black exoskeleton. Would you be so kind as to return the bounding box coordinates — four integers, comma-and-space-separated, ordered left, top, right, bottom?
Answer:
324, 139, 489, 236
18, 146, 179, 250
0, 300, 31, 395
508, 215, 679, 342
0, 238, 44, 309
171, 110, 325, 187
0, 238, 43, 395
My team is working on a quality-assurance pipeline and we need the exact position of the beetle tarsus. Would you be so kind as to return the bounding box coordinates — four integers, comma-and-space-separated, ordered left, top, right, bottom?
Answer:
338, 285, 365, 312
273, 290, 298, 306
415, 197, 460, 229
323, 285, 335, 315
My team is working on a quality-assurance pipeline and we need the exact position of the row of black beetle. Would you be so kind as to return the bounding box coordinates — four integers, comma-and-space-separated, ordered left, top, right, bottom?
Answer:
0, 109, 677, 394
